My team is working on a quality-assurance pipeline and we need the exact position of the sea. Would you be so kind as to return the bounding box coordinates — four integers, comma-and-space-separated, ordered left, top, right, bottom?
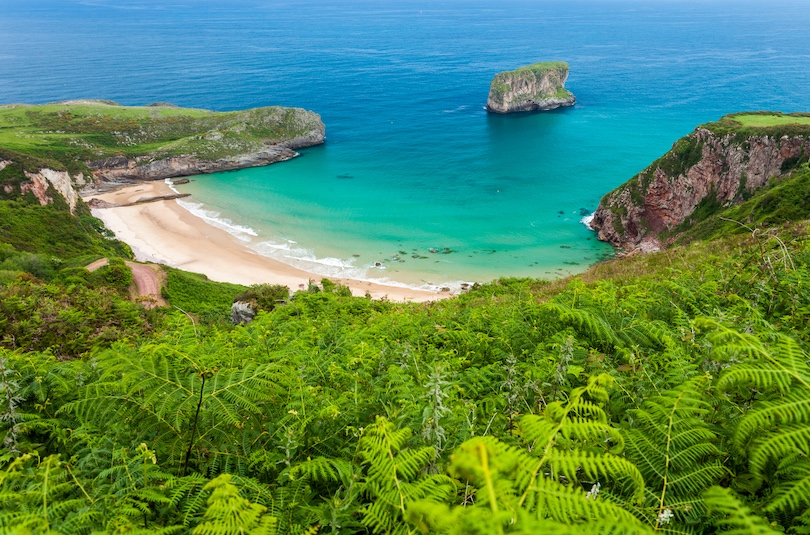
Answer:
2, 0, 810, 290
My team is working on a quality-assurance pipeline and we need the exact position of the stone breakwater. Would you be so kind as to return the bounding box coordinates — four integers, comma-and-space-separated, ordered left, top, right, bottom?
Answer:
590, 126, 810, 252
486, 62, 576, 114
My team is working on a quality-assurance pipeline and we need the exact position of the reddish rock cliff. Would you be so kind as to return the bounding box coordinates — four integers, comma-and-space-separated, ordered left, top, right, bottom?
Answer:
591, 121, 810, 251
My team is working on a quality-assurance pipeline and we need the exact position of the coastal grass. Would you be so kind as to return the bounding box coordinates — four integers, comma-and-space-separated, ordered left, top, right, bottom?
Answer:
734, 113, 810, 127
0, 200, 132, 259
513, 61, 569, 74
705, 111, 810, 140
162, 267, 247, 323
0, 100, 320, 165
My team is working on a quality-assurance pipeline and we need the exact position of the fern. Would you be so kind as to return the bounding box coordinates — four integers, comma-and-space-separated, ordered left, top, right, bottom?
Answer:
703, 486, 779, 534
624, 375, 728, 529
0, 454, 93, 534
357, 416, 456, 535
61, 345, 285, 475
192, 474, 278, 535
409, 435, 652, 534
408, 375, 650, 534
704, 319, 810, 526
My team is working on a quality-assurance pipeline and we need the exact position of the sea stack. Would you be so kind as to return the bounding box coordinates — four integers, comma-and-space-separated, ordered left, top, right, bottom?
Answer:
486, 62, 576, 114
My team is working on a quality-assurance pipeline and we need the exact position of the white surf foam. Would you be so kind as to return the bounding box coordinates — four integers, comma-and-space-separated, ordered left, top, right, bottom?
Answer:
173, 205, 258, 244
168, 179, 473, 293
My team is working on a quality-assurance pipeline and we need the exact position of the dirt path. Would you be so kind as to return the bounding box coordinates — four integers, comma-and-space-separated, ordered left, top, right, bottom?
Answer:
128, 262, 167, 307
86, 258, 167, 308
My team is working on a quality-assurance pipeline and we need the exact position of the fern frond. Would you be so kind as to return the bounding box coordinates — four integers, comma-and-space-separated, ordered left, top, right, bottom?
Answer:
192, 474, 278, 535
703, 486, 779, 534
541, 302, 620, 350
546, 449, 645, 503
734, 390, 810, 457
625, 376, 727, 527
764, 458, 810, 515
285, 456, 354, 484
358, 417, 455, 535
530, 475, 653, 532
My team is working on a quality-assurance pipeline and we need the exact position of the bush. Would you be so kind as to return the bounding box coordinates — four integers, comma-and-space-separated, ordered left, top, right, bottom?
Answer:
233, 283, 290, 313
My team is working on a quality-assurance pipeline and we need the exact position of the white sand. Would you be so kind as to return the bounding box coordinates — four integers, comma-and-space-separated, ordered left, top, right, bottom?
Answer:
84, 181, 447, 303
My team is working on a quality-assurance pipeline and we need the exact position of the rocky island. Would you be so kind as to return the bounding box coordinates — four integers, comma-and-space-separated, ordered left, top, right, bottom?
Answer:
486, 62, 576, 114
590, 112, 810, 252
0, 100, 325, 206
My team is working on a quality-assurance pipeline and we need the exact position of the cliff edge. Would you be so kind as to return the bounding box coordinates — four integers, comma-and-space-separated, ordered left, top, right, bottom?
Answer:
0, 101, 325, 192
590, 113, 810, 252
486, 62, 576, 114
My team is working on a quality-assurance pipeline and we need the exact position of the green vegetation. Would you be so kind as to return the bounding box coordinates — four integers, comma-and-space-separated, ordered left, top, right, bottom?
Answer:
2, 201, 810, 532
489, 62, 572, 106
512, 61, 570, 74
163, 268, 248, 323
0, 200, 130, 258
704, 111, 810, 142
0, 100, 322, 166
677, 164, 810, 244
3, 110, 810, 532
733, 113, 810, 127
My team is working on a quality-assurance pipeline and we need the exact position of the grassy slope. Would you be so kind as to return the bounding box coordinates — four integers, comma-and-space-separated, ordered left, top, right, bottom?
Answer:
734, 113, 810, 127
0, 100, 321, 166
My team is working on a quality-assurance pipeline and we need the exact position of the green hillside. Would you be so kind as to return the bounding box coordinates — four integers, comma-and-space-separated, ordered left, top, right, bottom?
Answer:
0, 101, 323, 176
1, 117, 810, 533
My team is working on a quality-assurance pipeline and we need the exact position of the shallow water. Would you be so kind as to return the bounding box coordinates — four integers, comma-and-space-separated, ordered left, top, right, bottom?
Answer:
3, 0, 810, 288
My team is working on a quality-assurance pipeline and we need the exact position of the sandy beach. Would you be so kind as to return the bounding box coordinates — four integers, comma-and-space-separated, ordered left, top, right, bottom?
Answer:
83, 181, 447, 303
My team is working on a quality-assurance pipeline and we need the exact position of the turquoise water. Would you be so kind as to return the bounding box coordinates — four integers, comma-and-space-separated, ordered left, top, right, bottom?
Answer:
3, 0, 810, 288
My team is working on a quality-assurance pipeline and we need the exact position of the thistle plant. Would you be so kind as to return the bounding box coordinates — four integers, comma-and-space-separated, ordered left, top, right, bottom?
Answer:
421, 365, 451, 465
0, 356, 23, 453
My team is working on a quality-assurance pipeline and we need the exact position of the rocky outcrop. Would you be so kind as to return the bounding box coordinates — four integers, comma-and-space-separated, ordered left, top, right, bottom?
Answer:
86, 120, 324, 183
231, 301, 257, 324
591, 124, 810, 251
486, 62, 575, 114
20, 168, 85, 213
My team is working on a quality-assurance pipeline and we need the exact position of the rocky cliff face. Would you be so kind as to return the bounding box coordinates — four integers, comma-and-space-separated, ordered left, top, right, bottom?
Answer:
1, 158, 85, 214
591, 126, 810, 251
21, 168, 84, 213
486, 62, 576, 114
86, 116, 325, 183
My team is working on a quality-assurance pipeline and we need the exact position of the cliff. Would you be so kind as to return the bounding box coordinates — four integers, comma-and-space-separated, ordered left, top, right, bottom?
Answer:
0, 101, 325, 192
486, 62, 576, 114
590, 113, 810, 251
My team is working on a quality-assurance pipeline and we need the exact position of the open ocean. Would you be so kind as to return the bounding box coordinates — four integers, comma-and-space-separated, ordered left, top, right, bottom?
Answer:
2, 0, 810, 289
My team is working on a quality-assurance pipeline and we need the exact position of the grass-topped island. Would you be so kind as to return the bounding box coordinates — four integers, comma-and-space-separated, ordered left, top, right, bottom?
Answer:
486, 61, 576, 114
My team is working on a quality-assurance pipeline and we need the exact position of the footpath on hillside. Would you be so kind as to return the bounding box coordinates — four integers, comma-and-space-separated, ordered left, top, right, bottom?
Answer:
85, 258, 167, 308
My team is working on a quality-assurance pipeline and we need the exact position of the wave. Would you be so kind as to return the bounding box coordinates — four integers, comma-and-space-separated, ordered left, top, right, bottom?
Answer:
581, 213, 595, 230
167, 180, 472, 293
249, 239, 474, 293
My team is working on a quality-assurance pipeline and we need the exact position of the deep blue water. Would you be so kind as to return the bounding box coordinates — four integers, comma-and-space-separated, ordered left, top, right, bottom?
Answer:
2, 0, 810, 287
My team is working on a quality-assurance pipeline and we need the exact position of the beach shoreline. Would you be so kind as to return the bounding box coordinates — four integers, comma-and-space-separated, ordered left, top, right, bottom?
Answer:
83, 181, 449, 303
